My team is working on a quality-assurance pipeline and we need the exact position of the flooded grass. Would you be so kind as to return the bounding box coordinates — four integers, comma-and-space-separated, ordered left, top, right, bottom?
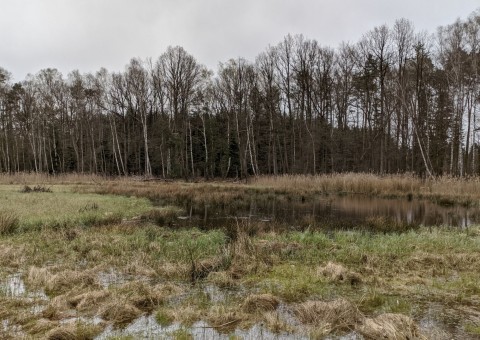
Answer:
0, 176, 480, 338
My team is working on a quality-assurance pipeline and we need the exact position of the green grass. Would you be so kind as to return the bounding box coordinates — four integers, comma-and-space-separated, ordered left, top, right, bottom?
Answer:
0, 185, 152, 231
465, 322, 480, 335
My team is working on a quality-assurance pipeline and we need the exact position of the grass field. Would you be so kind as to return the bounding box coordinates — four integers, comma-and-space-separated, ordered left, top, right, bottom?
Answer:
0, 174, 480, 339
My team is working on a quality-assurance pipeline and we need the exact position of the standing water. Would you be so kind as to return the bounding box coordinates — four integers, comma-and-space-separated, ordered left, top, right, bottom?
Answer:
176, 195, 479, 230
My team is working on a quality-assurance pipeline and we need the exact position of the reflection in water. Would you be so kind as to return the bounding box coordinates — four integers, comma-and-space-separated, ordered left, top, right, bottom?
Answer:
177, 195, 480, 230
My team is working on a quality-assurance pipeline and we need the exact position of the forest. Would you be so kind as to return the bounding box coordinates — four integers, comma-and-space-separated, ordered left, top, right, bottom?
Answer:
0, 10, 479, 178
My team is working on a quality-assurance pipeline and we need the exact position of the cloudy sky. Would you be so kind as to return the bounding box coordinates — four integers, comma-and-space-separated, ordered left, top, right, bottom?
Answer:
1, 0, 478, 81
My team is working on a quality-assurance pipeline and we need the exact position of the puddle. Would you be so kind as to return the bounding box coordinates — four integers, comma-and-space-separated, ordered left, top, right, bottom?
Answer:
416, 302, 474, 339
97, 269, 152, 288
1, 273, 47, 300
2, 273, 25, 297
60, 316, 104, 325
98, 270, 134, 288
202, 284, 243, 304
172, 195, 480, 230
96, 315, 303, 340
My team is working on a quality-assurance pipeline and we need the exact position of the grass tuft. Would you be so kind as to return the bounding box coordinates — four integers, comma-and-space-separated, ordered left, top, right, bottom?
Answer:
242, 294, 280, 313
294, 299, 361, 335
100, 300, 142, 327
357, 313, 425, 340
0, 212, 19, 235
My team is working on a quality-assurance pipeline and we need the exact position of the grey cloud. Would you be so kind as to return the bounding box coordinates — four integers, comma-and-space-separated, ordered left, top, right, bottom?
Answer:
0, 0, 478, 81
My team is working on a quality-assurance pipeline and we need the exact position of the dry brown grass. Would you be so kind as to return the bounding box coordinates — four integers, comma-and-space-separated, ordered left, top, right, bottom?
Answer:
3, 172, 480, 206
118, 281, 166, 312
317, 262, 362, 285
207, 271, 236, 288
69, 290, 110, 315
191, 256, 226, 282
45, 322, 104, 340
242, 294, 280, 313
0, 245, 24, 267
255, 173, 480, 205
262, 311, 295, 334
41, 295, 75, 320
99, 300, 142, 327
205, 305, 248, 333
253, 173, 422, 196
156, 262, 190, 279
357, 313, 426, 340
45, 270, 99, 296
294, 299, 361, 335
170, 305, 202, 326
0, 172, 108, 185
25, 266, 50, 288
23, 318, 59, 335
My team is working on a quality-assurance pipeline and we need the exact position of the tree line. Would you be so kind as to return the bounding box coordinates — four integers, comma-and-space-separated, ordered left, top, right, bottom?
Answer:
0, 11, 479, 178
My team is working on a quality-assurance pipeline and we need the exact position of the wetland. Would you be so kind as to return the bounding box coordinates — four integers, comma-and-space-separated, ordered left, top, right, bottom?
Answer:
1, 173, 480, 339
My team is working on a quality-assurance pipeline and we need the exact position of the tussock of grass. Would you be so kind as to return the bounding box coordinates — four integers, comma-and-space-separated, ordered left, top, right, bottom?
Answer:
357, 313, 425, 340
69, 290, 110, 315
262, 311, 294, 334
317, 261, 362, 285
169, 305, 202, 326
191, 256, 227, 282
242, 294, 280, 313
20, 185, 52, 193
294, 299, 361, 335
100, 301, 142, 327
118, 281, 166, 312
205, 305, 247, 333
156, 262, 190, 279
45, 270, 98, 296
23, 318, 59, 335
41, 295, 74, 320
0, 244, 24, 267
25, 266, 50, 288
207, 271, 236, 288
45, 321, 104, 340
155, 308, 175, 327
0, 212, 19, 235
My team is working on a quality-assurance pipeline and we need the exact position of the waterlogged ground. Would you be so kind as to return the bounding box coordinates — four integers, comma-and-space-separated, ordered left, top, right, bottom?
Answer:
0, 181, 480, 339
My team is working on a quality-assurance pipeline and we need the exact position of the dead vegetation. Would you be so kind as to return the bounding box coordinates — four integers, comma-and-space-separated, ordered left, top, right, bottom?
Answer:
69, 290, 110, 315
45, 270, 99, 296
317, 261, 362, 285
357, 313, 426, 340
118, 281, 166, 312
45, 322, 104, 340
99, 300, 142, 327
205, 305, 247, 333
294, 299, 362, 335
242, 293, 280, 313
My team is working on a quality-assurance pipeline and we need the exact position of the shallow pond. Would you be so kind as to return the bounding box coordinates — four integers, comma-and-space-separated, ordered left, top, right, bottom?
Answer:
175, 195, 480, 230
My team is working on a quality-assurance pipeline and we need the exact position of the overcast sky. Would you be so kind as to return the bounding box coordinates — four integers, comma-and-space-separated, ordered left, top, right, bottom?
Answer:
1, 0, 479, 81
